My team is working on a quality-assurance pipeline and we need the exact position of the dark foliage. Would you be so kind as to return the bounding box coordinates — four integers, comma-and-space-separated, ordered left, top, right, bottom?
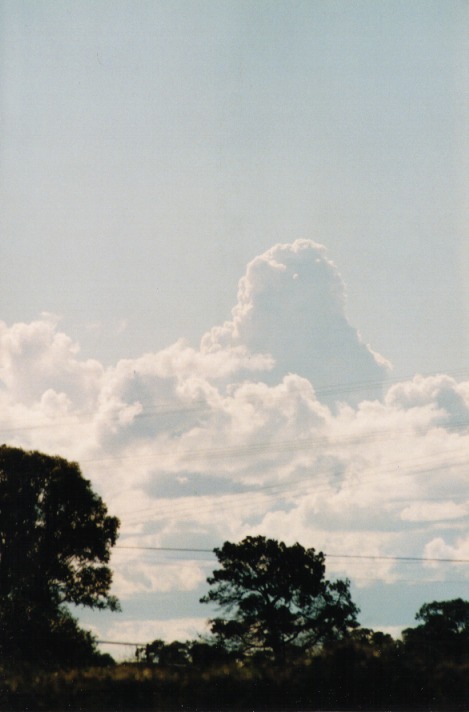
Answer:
0, 445, 120, 667
137, 638, 237, 668
403, 598, 469, 665
4, 598, 469, 709
201, 535, 359, 663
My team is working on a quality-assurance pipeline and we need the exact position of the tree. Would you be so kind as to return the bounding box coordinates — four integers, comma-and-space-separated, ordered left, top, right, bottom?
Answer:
403, 599, 469, 664
138, 638, 235, 668
415, 599, 469, 635
0, 445, 120, 665
188, 639, 236, 667
138, 639, 189, 667
200, 536, 359, 663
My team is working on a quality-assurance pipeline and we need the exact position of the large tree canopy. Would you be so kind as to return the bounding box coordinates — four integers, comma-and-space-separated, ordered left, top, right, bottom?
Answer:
0, 445, 120, 664
201, 536, 359, 663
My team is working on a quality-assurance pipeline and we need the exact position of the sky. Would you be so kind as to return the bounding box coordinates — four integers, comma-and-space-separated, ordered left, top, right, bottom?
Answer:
1, 0, 469, 659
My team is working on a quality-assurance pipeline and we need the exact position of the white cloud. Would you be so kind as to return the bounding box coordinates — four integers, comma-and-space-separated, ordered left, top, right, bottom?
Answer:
202, 240, 391, 403
1, 241, 469, 639
94, 618, 210, 661
110, 547, 207, 598
401, 501, 468, 523
0, 315, 103, 408
424, 535, 469, 571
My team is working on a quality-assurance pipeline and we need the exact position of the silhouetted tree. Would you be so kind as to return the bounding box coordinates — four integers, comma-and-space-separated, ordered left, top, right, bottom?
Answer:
0, 445, 120, 666
201, 536, 359, 663
189, 640, 236, 667
139, 639, 191, 667
403, 598, 469, 664
139, 638, 165, 664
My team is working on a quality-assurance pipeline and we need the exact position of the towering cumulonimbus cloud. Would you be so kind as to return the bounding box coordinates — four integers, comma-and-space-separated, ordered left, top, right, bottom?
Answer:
202, 240, 390, 403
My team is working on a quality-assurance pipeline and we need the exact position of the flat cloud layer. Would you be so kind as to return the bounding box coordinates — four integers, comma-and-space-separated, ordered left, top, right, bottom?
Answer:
1, 240, 468, 644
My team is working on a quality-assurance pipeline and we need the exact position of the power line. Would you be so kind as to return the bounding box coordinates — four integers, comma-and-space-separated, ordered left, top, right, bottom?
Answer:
114, 545, 469, 565
117, 448, 469, 525
1, 366, 468, 437
117, 545, 213, 553
81, 419, 469, 469
327, 554, 469, 564
97, 640, 145, 647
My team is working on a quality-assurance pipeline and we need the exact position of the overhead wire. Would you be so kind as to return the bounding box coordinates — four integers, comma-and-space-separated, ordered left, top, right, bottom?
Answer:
3, 366, 469, 589
2, 361, 469, 654
112, 545, 469, 565
1, 365, 468, 438
72, 413, 469, 473
117, 447, 469, 525
79, 415, 469, 469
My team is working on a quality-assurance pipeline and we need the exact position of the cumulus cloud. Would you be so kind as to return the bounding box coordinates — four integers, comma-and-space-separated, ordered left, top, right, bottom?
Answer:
111, 550, 207, 598
1, 240, 469, 643
202, 240, 391, 402
0, 313, 103, 407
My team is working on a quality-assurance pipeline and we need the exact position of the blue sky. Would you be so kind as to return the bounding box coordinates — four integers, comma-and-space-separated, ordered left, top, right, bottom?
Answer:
1, 0, 469, 658
2, 0, 468, 374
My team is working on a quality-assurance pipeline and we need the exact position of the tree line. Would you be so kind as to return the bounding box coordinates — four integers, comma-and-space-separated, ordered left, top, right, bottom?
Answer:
1, 445, 469, 710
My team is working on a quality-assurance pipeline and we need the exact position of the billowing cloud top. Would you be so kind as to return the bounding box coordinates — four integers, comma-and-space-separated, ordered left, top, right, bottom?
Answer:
203, 240, 390, 401
1, 240, 468, 646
